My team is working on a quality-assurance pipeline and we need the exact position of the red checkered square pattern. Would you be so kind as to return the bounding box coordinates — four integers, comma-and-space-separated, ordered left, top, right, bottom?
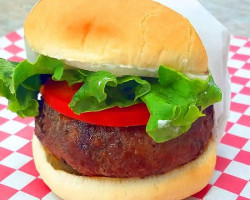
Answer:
0, 30, 250, 200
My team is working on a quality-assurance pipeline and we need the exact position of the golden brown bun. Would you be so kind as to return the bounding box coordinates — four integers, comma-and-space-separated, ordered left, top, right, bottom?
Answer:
24, 0, 208, 77
32, 135, 216, 200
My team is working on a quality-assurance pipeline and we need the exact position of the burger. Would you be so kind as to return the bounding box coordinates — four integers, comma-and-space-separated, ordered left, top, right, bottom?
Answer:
0, 0, 224, 199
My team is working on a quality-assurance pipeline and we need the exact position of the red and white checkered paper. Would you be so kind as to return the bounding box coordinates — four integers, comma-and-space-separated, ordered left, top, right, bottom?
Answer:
0, 29, 249, 200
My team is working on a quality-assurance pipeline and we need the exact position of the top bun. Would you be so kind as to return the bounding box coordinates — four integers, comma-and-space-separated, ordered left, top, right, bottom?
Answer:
24, 0, 208, 77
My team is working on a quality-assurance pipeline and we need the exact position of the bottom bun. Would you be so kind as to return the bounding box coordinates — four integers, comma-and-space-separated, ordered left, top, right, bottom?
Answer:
32, 135, 216, 200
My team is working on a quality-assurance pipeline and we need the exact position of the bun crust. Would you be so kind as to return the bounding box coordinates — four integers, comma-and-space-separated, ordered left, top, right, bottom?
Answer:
33, 135, 216, 200
24, 0, 208, 76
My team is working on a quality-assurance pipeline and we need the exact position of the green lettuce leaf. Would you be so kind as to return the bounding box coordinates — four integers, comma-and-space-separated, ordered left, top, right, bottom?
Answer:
141, 66, 222, 142
0, 56, 66, 117
0, 56, 222, 143
69, 72, 150, 113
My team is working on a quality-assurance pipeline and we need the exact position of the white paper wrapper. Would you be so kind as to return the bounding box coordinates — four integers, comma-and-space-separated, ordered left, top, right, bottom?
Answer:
153, 0, 231, 142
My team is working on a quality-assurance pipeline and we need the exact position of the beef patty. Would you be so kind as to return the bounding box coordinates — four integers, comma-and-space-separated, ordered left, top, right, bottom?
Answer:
35, 101, 213, 178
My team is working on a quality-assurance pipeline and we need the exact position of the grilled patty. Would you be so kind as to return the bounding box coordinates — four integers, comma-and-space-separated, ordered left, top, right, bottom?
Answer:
35, 101, 213, 178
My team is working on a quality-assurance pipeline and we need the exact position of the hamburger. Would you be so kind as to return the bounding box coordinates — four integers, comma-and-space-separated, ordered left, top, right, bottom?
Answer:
0, 0, 224, 199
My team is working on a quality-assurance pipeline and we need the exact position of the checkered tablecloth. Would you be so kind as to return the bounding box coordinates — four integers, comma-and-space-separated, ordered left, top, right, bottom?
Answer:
0, 29, 249, 200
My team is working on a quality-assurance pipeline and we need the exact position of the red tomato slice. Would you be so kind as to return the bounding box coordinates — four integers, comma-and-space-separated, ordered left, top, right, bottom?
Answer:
41, 79, 150, 127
